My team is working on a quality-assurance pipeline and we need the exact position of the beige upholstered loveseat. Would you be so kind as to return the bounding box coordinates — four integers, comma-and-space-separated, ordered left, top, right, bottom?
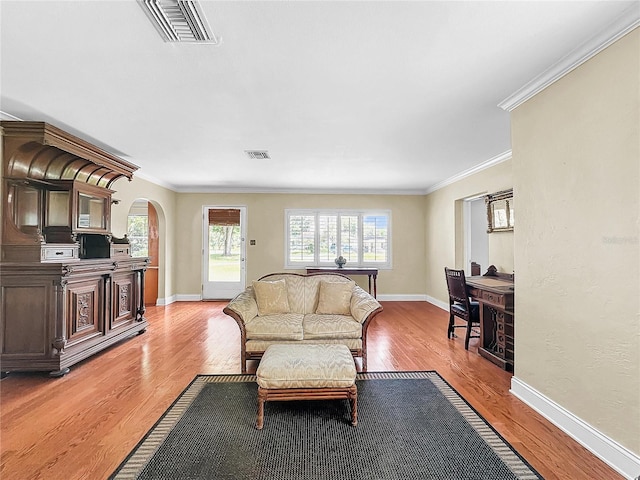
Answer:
223, 272, 383, 373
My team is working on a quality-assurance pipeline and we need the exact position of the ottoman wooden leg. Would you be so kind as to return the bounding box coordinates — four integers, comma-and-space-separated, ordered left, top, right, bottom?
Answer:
349, 384, 358, 427
256, 387, 266, 430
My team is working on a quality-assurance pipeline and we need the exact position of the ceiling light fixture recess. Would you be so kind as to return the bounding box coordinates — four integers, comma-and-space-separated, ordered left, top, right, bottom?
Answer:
245, 150, 270, 160
138, 0, 219, 44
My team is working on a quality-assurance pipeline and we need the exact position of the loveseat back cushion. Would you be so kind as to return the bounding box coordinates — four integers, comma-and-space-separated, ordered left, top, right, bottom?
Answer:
257, 273, 355, 314
252, 279, 290, 316
245, 313, 304, 340
302, 314, 362, 339
303, 275, 354, 314
316, 280, 353, 315
258, 274, 306, 313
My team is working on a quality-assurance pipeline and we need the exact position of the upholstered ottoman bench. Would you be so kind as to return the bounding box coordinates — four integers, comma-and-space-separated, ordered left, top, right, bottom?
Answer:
255, 343, 358, 430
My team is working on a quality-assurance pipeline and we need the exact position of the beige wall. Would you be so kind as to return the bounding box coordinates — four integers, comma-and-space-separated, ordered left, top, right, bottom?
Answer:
110, 176, 177, 304
424, 159, 514, 305
512, 29, 639, 453
174, 193, 427, 297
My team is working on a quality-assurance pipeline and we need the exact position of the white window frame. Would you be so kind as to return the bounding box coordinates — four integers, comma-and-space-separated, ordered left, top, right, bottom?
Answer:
285, 209, 392, 269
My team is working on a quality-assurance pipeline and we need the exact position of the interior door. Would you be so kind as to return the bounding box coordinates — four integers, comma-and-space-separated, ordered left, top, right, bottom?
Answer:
202, 206, 246, 300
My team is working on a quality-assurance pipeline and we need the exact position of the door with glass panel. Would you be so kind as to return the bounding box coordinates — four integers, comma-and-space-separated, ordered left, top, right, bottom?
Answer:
202, 206, 246, 300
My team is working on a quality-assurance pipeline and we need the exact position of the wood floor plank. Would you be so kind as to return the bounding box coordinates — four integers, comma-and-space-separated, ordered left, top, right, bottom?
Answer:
0, 300, 623, 480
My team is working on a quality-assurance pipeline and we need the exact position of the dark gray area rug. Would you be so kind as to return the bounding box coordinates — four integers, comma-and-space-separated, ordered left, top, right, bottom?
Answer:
110, 371, 542, 480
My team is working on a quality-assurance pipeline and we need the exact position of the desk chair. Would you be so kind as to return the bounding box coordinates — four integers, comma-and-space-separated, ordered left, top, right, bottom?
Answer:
444, 267, 480, 350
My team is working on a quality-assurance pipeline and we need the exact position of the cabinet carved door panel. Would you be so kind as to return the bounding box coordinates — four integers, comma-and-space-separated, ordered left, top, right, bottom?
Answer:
66, 278, 104, 346
111, 273, 137, 330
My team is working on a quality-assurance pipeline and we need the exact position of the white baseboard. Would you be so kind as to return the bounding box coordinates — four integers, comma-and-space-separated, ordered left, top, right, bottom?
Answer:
511, 376, 640, 480
376, 294, 428, 302
425, 295, 449, 312
175, 294, 202, 302
155, 295, 177, 306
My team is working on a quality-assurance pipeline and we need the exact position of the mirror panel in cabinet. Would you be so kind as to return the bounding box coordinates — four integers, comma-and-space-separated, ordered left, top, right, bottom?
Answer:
13, 185, 41, 234
46, 190, 70, 227
77, 193, 107, 230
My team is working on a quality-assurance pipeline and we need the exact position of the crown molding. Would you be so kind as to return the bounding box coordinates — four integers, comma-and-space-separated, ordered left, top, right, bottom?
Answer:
423, 150, 512, 195
499, 5, 640, 112
131, 169, 181, 191
172, 185, 427, 195
0, 110, 23, 121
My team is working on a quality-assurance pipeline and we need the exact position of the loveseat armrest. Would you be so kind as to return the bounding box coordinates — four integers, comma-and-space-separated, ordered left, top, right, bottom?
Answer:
223, 287, 259, 325
223, 288, 260, 374
350, 285, 383, 324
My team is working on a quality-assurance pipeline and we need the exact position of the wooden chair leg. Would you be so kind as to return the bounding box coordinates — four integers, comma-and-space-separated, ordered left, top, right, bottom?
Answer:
464, 320, 472, 350
448, 314, 455, 338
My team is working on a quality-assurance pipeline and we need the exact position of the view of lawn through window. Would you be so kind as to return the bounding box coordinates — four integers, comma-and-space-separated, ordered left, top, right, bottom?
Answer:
287, 210, 390, 268
208, 225, 241, 281
127, 215, 148, 258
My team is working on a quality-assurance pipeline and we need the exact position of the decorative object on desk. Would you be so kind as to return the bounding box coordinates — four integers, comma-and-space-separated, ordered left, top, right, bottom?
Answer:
334, 255, 347, 268
109, 372, 542, 480
485, 189, 514, 233
470, 261, 481, 276
484, 264, 498, 276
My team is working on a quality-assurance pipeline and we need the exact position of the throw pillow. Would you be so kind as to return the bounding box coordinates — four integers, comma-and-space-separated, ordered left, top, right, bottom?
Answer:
316, 281, 353, 315
252, 279, 290, 316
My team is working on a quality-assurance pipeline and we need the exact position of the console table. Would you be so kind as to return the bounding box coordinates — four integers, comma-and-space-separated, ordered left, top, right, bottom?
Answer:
306, 267, 378, 298
466, 275, 514, 371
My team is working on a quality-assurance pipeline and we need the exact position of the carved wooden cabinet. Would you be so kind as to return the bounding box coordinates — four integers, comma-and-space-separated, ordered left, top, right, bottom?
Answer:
466, 274, 515, 372
1, 259, 147, 375
0, 121, 148, 376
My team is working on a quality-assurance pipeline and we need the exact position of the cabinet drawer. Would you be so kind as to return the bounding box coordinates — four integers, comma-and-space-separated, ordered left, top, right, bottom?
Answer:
468, 287, 481, 298
496, 322, 514, 339
111, 245, 130, 257
482, 291, 506, 306
496, 311, 513, 323
41, 244, 79, 262
481, 291, 514, 310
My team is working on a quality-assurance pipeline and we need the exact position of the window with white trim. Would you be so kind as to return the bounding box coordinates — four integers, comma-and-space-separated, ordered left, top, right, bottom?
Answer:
285, 210, 391, 269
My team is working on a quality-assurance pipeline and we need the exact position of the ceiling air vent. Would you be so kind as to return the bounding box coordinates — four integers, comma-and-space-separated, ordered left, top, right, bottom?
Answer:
245, 150, 270, 160
138, 0, 218, 44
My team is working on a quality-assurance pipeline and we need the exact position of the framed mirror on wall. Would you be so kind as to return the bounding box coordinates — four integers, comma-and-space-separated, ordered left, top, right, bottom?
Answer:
486, 189, 514, 233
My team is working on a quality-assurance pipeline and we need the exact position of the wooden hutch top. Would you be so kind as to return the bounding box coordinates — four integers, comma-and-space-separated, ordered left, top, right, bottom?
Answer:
1, 121, 140, 263
1, 121, 138, 188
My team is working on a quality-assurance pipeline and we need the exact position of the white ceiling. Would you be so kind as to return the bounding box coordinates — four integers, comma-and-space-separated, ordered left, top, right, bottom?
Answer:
1, 1, 637, 194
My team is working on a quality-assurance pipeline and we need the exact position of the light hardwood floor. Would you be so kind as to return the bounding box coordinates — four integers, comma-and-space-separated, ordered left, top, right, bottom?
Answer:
0, 301, 623, 480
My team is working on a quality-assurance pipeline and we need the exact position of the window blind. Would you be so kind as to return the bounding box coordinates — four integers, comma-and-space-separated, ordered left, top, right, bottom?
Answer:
208, 208, 240, 226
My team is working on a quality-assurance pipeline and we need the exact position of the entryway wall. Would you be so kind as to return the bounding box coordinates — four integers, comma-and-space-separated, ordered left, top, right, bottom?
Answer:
424, 157, 514, 306
464, 195, 489, 275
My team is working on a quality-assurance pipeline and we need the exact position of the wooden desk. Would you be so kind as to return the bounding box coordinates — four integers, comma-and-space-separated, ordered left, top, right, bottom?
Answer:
466, 275, 514, 372
306, 267, 378, 298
